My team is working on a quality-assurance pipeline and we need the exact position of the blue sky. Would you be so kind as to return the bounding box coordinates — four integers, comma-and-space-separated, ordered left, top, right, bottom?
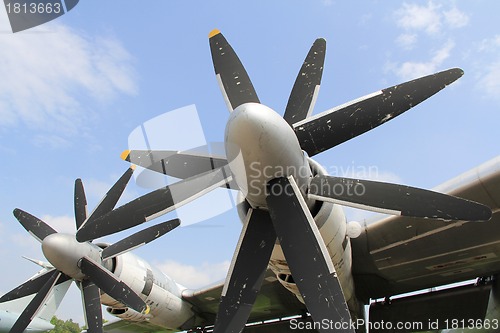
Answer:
0, 0, 499, 324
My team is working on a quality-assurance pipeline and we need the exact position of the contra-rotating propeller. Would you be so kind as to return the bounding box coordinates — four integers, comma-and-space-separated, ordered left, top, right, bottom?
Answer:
0, 167, 180, 333
77, 30, 492, 333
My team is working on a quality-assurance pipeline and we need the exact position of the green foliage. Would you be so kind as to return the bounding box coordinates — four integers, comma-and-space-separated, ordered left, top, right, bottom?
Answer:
49, 315, 82, 333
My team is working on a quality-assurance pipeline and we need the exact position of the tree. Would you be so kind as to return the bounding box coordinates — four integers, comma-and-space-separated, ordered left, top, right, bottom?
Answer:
48, 316, 82, 333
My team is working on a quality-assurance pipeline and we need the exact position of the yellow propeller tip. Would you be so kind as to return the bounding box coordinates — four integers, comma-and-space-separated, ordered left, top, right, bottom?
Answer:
209, 29, 221, 38
144, 305, 150, 315
120, 150, 131, 161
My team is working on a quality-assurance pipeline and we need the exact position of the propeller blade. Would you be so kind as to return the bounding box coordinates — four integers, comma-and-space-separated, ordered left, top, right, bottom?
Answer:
102, 219, 180, 260
82, 167, 135, 229
266, 176, 354, 332
79, 257, 148, 314
80, 279, 103, 333
284, 38, 326, 126
74, 178, 88, 230
76, 166, 232, 242
294, 68, 464, 156
8, 270, 60, 333
13, 208, 57, 242
22, 256, 53, 269
213, 209, 276, 333
309, 175, 492, 222
121, 148, 228, 179
209, 29, 259, 112
0, 269, 70, 303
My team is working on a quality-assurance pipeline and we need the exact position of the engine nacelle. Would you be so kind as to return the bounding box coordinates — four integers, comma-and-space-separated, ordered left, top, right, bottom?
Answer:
107, 307, 152, 322
97, 250, 201, 330
267, 157, 360, 313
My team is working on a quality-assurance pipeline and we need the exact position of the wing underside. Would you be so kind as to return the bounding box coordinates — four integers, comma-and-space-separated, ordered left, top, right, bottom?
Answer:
351, 156, 500, 302
181, 270, 308, 328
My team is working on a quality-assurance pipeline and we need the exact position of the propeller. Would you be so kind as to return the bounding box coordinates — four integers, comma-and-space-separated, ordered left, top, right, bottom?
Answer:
206, 30, 489, 333
99, 30, 490, 333
0, 167, 179, 333
76, 165, 232, 242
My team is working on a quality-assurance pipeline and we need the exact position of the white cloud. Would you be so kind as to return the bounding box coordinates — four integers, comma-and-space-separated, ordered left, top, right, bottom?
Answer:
477, 61, 500, 100
477, 35, 500, 52
41, 214, 76, 234
34, 134, 71, 149
387, 40, 455, 80
470, 35, 500, 101
156, 260, 230, 289
395, 2, 442, 35
443, 7, 469, 28
393, 2, 469, 48
0, 10, 137, 141
396, 33, 418, 50
10, 233, 40, 253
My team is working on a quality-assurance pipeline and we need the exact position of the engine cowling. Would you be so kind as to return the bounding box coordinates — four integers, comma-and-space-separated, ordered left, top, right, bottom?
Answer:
106, 307, 152, 322
266, 158, 360, 313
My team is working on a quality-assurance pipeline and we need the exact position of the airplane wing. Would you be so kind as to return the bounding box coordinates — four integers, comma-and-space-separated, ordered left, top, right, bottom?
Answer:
102, 319, 175, 333
351, 156, 500, 302
181, 270, 308, 327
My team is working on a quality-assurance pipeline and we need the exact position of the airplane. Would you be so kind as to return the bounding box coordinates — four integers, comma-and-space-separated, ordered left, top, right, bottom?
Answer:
75, 30, 498, 332
0, 167, 189, 333
3, 29, 499, 333
0, 263, 72, 333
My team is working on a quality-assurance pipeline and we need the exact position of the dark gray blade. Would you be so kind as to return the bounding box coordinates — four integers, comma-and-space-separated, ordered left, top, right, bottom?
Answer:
79, 257, 148, 314
209, 29, 259, 111
13, 208, 57, 242
76, 166, 232, 242
122, 148, 228, 179
102, 219, 180, 260
213, 209, 276, 333
294, 68, 464, 156
0, 269, 70, 302
284, 38, 326, 126
83, 167, 135, 229
266, 176, 354, 333
74, 178, 88, 230
309, 175, 492, 222
81, 279, 103, 333
8, 270, 60, 333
